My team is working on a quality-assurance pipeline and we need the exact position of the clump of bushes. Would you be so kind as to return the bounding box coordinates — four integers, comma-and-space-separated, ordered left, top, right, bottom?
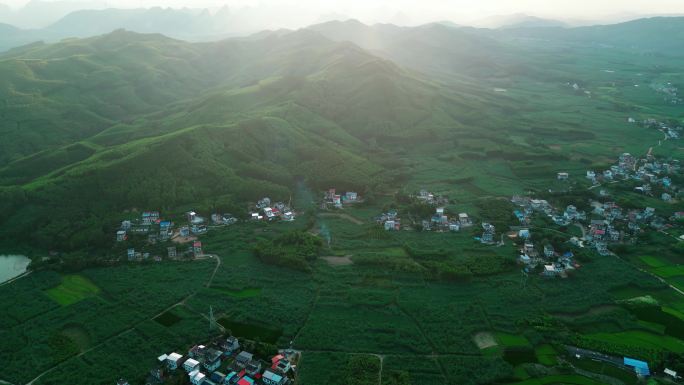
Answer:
253, 230, 323, 272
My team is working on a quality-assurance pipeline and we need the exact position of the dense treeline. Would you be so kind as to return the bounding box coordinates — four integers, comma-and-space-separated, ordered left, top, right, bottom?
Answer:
253, 230, 323, 272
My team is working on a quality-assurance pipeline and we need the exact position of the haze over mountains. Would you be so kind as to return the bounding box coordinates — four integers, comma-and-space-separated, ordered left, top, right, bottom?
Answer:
2, 0, 684, 53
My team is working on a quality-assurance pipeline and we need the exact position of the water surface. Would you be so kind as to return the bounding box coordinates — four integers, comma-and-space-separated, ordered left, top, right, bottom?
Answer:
0, 255, 31, 283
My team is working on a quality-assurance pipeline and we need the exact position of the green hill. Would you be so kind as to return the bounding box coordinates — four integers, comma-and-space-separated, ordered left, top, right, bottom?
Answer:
0, 29, 478, 251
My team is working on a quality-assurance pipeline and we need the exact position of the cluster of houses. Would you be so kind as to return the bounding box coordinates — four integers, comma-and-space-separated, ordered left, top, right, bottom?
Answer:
250, 198, 295, 222
322, 189, 360, 209
510, 198, 580, 277
584, 153, 681, 202
148, 336, 295, 385
115, 209, 238, 261
414, 189, 449, 206
376, 209, 401, 231
650, 82, 682, 105
636, 118, 683, 139
512, 166, 679, 260
421, 207, 472, 232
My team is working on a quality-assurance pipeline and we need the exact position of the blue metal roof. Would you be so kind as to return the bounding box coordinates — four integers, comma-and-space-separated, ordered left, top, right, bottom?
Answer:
624, 357, 650, 375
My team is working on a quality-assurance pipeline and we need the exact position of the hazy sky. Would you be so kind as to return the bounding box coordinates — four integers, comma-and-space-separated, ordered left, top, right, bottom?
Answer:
2, 0, 684, 28
3, 0, 683, 15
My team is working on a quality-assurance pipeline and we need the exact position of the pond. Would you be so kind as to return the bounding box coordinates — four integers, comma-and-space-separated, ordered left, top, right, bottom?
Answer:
0, 255, 31, 284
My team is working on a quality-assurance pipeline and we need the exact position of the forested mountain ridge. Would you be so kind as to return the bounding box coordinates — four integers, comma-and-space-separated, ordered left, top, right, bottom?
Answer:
0, 28, 481, 251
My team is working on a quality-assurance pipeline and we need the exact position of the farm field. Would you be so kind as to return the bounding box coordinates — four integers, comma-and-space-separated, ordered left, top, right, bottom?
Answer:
45, 274, 100, 306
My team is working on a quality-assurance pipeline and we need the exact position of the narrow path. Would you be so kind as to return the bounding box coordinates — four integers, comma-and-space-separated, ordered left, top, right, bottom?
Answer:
318, 212, 364, 225
204, 254, 222, 288
299, 349, 482, 358
378, 354, 384, 385
0, 271, 31, 287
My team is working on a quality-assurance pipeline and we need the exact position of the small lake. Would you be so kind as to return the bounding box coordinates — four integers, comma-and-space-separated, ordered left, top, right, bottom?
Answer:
0, 255, 31, 283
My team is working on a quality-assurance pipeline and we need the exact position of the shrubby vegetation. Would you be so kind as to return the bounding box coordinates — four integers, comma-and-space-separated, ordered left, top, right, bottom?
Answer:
254, 231, 323, 271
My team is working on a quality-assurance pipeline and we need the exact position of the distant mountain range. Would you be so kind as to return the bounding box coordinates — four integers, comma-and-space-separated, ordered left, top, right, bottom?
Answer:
471, 13, 568, 29
0, 0, 108, 28
2, 4, 684, 53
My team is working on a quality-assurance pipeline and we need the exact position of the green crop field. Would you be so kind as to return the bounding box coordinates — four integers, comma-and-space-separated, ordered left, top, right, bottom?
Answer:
509, 374, 609, 385
585, 330, 684, 353
535, 344, 558, 366
496, 333, 532, 348
45, 275, 100, 306
639, 256, 667, 268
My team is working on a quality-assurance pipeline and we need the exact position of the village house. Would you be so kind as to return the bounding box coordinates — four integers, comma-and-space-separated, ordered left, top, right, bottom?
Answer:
481, 223, 496, 244
180, 226, 190, 237
332, 194, 342, 208
586, 170, 596, 180
210, 371, 226, 384
543, 264, 558, 277
543, 244, 555, 258
513, 209, 530, 225
142, 211, 160, 225
189, 369, 206, 385
595, 242, 610, 256
211, 213, 222, 224
245, 359, 262, 376
519, 253, 531, 264
121, 220, 132, 230
458, 213, 473, 227
116, 230, 127, 242
262, 369, 289, 385
271, 354, 291, 372
235, 351, 254, 368
557, 172, 569, 180
116, 378, 130, 385
168, 246, 177, 259
662, 193, 672, 201
191, 224, 207, 235
221, 336, 240, 355
524, 242, 538, 258
159, 221, 172, 239
193, 241, 202, 257
417, 189, 435, 203
165, 352, 184, 370
345, 191, 358, 202
384, 219, 399, 231
552, 215, 570, 226
184, 358, 201, 373
257, 197, 271, 209
127, 248, 135, 261
264, 207, 275, 220
569, 237, 584, 248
